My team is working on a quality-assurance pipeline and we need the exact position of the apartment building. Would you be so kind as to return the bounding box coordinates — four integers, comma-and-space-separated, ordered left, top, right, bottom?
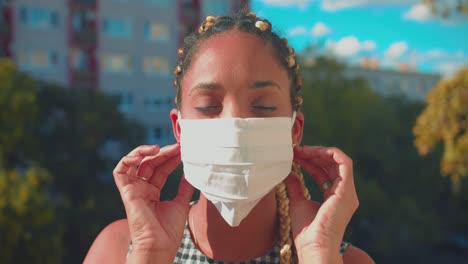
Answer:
343, 66, 441, 101
1, 0, 249, 146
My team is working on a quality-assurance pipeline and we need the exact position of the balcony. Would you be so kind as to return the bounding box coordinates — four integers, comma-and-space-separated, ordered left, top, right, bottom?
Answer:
71, 29, 96, 47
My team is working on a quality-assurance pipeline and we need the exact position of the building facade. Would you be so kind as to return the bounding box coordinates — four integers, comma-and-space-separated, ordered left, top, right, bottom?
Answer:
1, 0, 249, 146
343, 66, 441, 101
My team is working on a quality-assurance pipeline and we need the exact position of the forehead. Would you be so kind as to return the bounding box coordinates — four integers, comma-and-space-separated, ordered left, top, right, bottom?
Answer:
181, 29, 289, 89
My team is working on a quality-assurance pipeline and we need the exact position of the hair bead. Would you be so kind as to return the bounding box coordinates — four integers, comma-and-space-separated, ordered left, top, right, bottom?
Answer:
173, 65, 182, 75
255, 20, 270, 32
205, 15, 217, 22
177, 48, 184, 58
286, 55, 295, 68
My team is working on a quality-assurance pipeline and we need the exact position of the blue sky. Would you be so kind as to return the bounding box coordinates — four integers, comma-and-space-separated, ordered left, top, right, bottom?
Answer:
251, 0, 468, 77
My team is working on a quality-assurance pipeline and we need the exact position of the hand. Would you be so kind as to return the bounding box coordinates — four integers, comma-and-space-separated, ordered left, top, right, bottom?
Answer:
113, 144, 194, 264
286, 146, 359, 263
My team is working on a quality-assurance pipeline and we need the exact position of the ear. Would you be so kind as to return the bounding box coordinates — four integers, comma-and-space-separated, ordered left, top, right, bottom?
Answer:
170, 108, 181, 143
292, 111, 304, 145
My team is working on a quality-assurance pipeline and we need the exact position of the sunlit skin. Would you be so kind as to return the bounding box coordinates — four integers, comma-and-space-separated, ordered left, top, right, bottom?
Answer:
84, 29, 374, 264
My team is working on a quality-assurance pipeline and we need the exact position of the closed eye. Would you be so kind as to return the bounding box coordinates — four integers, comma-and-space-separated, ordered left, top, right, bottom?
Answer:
253, 106, 277, 112
195, 106, 221, 112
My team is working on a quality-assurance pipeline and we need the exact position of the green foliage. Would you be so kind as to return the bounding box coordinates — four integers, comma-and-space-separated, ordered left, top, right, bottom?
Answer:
0, 58, 37, 164
0, 59, 145, 263
0, 59, 62, 263
0, 166, 62, 264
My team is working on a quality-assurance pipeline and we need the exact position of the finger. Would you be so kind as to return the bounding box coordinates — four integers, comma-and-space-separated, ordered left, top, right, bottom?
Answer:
294, 146, 336, 167
114, 155, 144, 189
294, 156, 330, 184
149, 154, 182, 188
285, 172, 308, 206
136, 144, 180, 178
127, 144, 160, 158
173, 175, 195, 205
325, 147, 354, 183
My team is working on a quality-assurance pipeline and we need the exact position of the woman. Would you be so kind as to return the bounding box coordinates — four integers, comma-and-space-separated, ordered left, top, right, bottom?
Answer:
85, 13, 374, 264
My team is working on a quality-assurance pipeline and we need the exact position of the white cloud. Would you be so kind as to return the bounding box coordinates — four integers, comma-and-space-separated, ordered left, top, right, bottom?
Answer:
288, 26, 307, 36
362, 40, 376, 51
326, 36, 378, 57
426, 49, 445, 58
403, 3, 432, 21
311, 22, 331, 36
322, 0, 419, 11
385, 41, 408, 59
263, 0, 313, 8
438, 62, 465, 77
327, 36, 361, 57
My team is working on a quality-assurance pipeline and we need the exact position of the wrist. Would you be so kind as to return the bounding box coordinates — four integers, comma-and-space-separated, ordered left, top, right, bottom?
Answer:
126, 248, 174, 264
297, 245, 343, 264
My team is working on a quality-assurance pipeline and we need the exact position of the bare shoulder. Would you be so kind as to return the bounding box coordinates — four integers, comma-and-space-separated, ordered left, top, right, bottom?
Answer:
84, 219, 131, 264
343, 245, 375, 264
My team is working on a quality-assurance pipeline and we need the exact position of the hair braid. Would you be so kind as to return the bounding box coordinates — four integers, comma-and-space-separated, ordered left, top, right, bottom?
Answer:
275, 181, 293, 263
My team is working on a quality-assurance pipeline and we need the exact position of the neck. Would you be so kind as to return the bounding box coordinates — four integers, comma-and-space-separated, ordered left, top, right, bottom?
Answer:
189, 190, 278, 262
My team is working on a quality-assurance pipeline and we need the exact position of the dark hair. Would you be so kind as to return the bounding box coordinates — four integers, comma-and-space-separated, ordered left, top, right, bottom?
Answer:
173, 12, 303, 111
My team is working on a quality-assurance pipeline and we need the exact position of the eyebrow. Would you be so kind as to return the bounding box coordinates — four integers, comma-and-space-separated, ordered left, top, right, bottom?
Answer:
189, 82, 222, 95
189, 80, 282, 95
250, 80, 282, 90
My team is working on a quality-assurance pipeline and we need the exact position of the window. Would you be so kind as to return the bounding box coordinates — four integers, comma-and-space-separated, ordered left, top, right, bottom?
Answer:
143, 56, 169, 75
102, 18, 132, 38
146, 126, 172, 144
70, 48, 88, 70
144, 0, 170, 8
72, 10, 96, 32
113, 93, 133, 112
144, 94, 173, 111
102, 53, 132, 73
18, 7, 59, 29
17, 50, 59, 69
144, 22, 169, 42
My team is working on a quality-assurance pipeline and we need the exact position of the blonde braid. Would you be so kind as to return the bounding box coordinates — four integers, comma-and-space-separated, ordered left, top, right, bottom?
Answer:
293, 162, 311, 200
275, 162, 311, 264
275, 181, 293, 264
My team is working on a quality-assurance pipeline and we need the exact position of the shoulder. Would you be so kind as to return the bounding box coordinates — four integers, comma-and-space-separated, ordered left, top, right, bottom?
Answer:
343, 245, 375, 264
83, 219, 131, 264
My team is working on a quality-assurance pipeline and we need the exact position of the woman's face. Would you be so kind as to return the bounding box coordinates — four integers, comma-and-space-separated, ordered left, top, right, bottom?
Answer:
170, 29, 303, 142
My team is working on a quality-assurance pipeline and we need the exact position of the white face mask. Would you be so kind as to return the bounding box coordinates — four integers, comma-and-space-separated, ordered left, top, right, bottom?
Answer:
178, 112, 296, 227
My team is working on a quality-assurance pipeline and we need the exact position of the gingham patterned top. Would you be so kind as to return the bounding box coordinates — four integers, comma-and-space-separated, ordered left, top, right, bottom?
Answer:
127, 223, 350, 263
172, 223, 351, 264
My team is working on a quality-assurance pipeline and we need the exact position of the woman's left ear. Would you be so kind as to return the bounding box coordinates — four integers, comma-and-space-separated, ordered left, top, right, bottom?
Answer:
292, 111, 304, 146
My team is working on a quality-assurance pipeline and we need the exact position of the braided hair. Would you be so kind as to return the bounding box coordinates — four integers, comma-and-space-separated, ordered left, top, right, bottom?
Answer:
173, 12, 310, 264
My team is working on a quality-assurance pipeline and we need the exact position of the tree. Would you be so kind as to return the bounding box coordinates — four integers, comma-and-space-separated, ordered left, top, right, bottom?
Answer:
28, 82, 146, 262
413, 67, 468, 192
422, 0, 468, 19
0, 58, 146, 263
0, 58, 62, 263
